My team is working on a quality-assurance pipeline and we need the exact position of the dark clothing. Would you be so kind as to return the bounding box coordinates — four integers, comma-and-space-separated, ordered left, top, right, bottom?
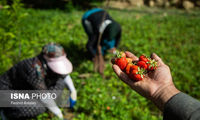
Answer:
0, 55, 65, 119
164, 92, 200, 120
82, 8, 121, 57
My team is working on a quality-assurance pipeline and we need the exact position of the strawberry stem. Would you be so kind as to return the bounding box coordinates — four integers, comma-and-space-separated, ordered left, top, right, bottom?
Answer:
116, 51, 125, 58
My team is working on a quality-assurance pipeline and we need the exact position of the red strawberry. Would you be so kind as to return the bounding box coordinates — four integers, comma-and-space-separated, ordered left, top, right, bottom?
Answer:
126, 58, 132, 63
129, 69, 138, 80
131, 69, 138, 74
106, 106, 110, 110
147, 59, 157, 71
133, 74, 143, 81
115, 51, 127, 70
129, 67, 145, 81
130, 65, 138, 71
125, 63, 133, 74
139, 55, 149, 63
137, 61, 148, 70
115, 57, 127, 70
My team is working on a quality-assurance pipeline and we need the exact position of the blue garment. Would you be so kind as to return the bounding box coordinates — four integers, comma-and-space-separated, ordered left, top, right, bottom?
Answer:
92, 39, 116, 55
69, 97, 76, 108
102, 39, 116, 49
101, 39, 116, 55
82, 8, 103, 20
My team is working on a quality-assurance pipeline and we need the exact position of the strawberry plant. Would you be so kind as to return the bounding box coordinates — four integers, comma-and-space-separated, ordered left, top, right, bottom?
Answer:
0, 4, 200, 120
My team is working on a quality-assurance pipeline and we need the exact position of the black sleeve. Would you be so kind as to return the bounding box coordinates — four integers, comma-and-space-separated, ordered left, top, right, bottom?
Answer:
87, 10, 110, 31
82, 18, 98, 57
115, 27, 122, 48
86, 34, 98, 57
82, 19, 94, 36
163, 92, 200, 120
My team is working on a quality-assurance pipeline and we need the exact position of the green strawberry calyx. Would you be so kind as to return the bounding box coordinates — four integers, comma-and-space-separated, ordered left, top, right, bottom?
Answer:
147, 59, 157, 69
116, 50, 125, 58
136, 67, 145, 78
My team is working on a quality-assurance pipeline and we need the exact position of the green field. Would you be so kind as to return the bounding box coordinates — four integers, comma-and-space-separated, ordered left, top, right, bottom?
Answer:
0, 4, 200, 120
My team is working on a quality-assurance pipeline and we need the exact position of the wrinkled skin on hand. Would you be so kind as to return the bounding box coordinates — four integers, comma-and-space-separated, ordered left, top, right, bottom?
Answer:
112, 51, 180, 110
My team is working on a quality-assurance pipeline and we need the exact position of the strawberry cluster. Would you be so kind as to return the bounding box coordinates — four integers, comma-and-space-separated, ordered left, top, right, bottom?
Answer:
115, 51, 157, 81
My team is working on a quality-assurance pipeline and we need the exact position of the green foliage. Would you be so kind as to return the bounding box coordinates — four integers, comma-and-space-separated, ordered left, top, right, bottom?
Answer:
0, 0, 29, 73
65, 1, 75, 12
0, 6, 200, 120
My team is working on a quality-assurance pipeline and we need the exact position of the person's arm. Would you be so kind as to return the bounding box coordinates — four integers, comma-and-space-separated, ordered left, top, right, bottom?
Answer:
86, 34, 98, 57
82, 19, 93, 36
40, 99, 63, 119
163, 92, 200, 120
64, 75, 77, 108
32, 80, 64, 119
82, 19, 98, 57
30, 81, 64, 119
26, 62, 64, 119
108, 28, 121, 54
114, 26, 121, 48
112, 51, 200, 120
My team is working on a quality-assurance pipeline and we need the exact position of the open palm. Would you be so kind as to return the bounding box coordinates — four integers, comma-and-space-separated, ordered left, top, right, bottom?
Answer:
112, 51, 179, 110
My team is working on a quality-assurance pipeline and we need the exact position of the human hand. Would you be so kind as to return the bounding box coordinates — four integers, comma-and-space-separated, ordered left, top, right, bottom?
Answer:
112, 51, 180, 110
69, 97, 76, 108
108, 47, 116, 54
69, 91, 77, 108
51, 107, 63, 119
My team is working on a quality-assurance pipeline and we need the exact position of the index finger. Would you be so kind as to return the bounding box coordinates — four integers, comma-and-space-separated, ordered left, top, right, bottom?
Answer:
112, 64, 135, 86
151, 53, 165, 66
125, 51, 139, 61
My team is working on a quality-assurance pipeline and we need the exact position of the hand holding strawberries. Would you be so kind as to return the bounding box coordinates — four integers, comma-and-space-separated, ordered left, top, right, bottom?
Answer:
114, 51, 157, 81
112, 51, 180, 111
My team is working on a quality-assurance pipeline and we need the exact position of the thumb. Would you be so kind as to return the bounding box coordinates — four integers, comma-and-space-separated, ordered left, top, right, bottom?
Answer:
151, 53, 165, 66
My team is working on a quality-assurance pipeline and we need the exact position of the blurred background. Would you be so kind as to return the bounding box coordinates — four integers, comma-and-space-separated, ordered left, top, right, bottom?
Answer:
0, 0, 200, 120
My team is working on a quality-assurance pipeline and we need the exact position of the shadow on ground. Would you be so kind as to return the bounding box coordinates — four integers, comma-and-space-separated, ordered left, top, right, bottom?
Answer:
61, 41, 90, 70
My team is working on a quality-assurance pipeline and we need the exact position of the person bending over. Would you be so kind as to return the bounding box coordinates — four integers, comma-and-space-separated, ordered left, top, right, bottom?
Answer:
0, 43, 77, 120
82, 8, 121, 58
